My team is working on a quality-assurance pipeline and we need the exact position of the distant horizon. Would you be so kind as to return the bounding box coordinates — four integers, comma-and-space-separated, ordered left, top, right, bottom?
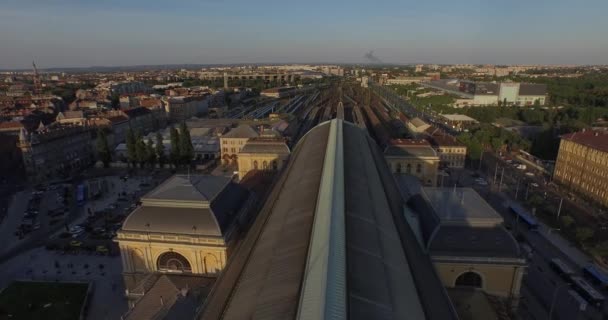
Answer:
2, 0, 608, 69
0, 61, 602, 73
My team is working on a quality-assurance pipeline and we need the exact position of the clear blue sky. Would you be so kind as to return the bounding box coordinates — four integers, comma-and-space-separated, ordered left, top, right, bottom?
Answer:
2, 0, 608, 68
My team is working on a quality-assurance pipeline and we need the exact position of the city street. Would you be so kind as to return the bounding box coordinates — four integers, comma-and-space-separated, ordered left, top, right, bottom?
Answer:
471, 171, 605, 319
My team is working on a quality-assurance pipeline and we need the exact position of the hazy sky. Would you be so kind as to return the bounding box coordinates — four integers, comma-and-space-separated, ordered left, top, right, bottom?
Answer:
2, 0, 608, 68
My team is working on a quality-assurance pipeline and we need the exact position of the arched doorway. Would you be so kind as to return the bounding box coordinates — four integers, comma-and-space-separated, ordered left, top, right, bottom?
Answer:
455, 271, 482, 288
157, 252, 192, 273
272, 160, 278, 171
253, 160, 259, 170
396, 163, 402, 173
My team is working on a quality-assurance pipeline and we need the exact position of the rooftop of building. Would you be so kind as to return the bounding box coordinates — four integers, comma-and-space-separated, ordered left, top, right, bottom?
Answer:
239, 137, 290, 155
121, 175, 249, 237
440, 114, 478, 122
561, 129, 608, 153
197, 119, 457, 320
410, 117, 429, 128
125, 275, 215, 320
123, 106, 152, 118
56, 111, 84, 120
384, 139, 438, 158
221, 124, 259, 139
400, 185, 521, 259
427, 134, 466, 148
426, 187, 503, 225
519, 83, 547, 96
143, 174, 230, 203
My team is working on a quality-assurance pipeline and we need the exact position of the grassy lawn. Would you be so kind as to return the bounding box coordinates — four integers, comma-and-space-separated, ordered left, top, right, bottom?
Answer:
0, 281, 89, 320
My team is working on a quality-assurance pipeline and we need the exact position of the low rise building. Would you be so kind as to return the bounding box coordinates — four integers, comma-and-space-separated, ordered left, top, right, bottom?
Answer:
237, 135, 290, 178
384, 139, 440, 186
116, 174, 252, 308
219, 125, 259, 165
439, 114, 478, 132
403, 186, 526, 310
407, 117, 431, 134
425, 129, 467, 169
553, 129, 608, 207
163, 95, 209, 122
423, 80, 547, 107
56, 111, 86, 126
123, 107, 155, 135
18, 123, 93, 180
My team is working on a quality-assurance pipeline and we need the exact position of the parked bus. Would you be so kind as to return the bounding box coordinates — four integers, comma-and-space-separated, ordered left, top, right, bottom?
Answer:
583, 265, 608, 289
550, 258, 576, 281
508, 203, 539, 230
570, 276, 605, 307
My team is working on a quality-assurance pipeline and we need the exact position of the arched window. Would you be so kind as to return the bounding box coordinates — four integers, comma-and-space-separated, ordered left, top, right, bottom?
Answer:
262, 160, 268, 170
416, 163, 422, 173
157, 252, 192, 273
455, 272, 482, 288
396, 163, 402, 173
253, 160, 259, 170
204, 254, 220, 275
406, 163, 412, 174
272, 160, 278, 171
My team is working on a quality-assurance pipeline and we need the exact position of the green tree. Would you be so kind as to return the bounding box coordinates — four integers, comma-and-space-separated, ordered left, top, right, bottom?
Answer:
155, 132, 166, 168
575, 227, 595, 244
179, 122, 194, 165
146, 137, 157, 167
560, 216, 575, 229
110, 93, 120, 109
96, 129, 112, 168
526, 195, 544, 208
135, 131, 147, 168
170, 127, 181, 167
126, 128, 137, 167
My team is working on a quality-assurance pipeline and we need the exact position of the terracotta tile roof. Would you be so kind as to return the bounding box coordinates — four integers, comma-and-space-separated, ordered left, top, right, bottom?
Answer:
562, 130, 608, 153
0, 121, 25, 130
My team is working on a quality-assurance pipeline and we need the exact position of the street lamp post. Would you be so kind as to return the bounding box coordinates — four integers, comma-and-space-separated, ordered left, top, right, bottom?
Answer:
498, 167, 505, 192
556, 198, 564, 219
549, 283, 571, 320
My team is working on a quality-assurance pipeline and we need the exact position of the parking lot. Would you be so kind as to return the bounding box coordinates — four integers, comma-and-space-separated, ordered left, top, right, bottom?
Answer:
0, 170, 170, 320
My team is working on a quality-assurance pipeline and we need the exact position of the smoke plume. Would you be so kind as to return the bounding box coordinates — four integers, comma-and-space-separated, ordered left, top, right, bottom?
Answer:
364, 50, 383, 63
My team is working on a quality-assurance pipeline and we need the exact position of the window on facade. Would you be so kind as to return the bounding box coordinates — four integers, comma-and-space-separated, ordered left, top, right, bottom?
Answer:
416, 164, 422, 173
253, 160, 258, 170
263, 160, 268, 170
406, 163, 411, 174
396, 163, 402, 173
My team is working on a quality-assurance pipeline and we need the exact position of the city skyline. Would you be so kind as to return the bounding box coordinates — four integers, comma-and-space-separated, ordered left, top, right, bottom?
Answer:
2, 0, 608, 69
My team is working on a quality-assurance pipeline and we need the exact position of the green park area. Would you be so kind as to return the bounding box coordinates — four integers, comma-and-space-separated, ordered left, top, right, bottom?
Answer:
0, 281, 89, 320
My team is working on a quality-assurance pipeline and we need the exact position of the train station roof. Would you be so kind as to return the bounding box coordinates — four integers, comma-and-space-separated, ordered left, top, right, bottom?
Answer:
197, 119, 458, 320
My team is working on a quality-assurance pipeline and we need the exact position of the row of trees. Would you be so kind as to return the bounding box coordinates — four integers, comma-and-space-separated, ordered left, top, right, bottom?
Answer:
168, 123, 194, 167
457, 124, 531, 160
96, 122, 194, 169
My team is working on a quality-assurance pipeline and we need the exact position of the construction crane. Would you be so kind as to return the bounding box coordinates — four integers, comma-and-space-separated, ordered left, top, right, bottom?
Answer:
32, 61, 42, 94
